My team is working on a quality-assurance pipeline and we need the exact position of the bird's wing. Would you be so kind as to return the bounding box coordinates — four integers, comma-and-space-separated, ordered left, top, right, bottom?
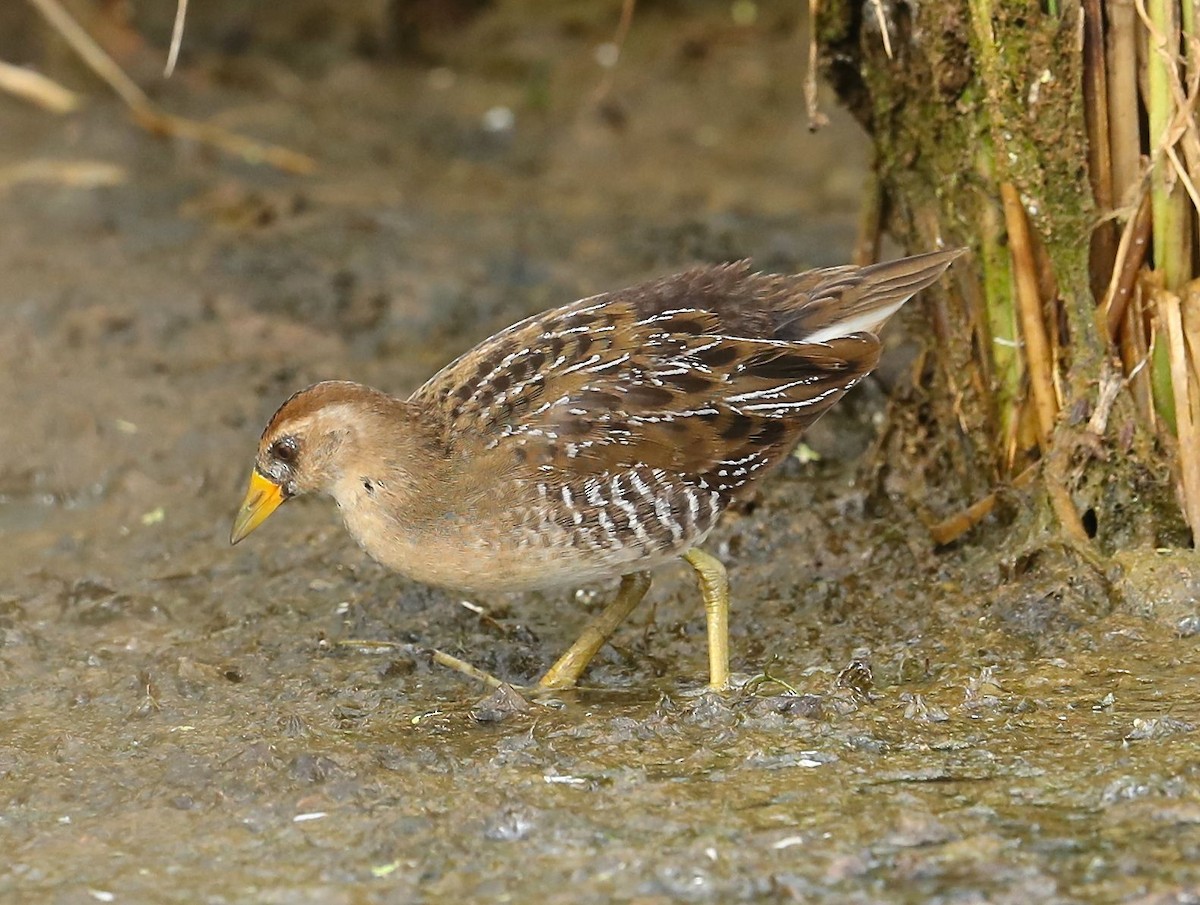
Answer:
408, 263, 890, 498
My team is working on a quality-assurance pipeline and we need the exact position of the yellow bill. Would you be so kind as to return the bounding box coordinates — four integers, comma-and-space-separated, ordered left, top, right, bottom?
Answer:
230, 470, 285, 545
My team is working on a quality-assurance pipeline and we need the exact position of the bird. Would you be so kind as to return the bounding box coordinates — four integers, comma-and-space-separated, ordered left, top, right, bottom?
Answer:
231, 248, 963, 690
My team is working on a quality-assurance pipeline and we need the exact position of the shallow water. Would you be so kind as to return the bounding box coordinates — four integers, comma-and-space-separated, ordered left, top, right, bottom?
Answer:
2, 3, 1199, 902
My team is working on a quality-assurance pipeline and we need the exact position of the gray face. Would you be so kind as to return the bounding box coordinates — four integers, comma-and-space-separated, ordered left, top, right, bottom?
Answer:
258, 435, 301, 497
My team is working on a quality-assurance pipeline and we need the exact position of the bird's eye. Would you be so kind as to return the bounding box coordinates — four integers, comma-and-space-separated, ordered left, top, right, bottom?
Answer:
270, 437, 299, 465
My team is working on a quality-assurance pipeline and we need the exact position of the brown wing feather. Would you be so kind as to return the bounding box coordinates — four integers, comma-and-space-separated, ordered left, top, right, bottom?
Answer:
775, 248, 964, 341
409, 252, 960, 499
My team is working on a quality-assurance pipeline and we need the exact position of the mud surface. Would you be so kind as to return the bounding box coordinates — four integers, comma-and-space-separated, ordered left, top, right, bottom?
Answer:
3, 3, 1200, 902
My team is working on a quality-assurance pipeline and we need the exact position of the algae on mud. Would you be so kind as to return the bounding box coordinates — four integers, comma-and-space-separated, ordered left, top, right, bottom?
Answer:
1, 2, 1199, 903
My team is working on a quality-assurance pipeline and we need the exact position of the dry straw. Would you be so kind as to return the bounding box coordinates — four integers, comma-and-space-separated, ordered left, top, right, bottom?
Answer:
1092, 0, 1200, 535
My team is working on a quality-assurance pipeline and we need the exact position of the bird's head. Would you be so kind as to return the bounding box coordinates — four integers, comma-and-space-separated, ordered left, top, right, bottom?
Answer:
230, 380, 407, 544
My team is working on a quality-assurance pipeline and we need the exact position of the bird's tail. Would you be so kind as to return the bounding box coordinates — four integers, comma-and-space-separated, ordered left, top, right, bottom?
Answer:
796, 247, 965, 344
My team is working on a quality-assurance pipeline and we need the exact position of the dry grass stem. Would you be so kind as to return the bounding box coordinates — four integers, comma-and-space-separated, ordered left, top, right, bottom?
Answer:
26, 0, 316, 174
1102, 190, 1153, 339
591, 0, 636, 105
1167, 144, 1200, 212
0, 59, 80, 113
26, 0, 148, 108
0, 159, 126, 191
1106, 0, 1142, 200
132, 108, 317, 174
805, 0, 830, 130
871, 0, 894, 59
1122, 287, 1156, 424
1087, 359, 1127, 436
164, 0, 189, 77
928, 463, 1038, 546
1089, 0, 1113, 211
428, 650, 508, 689
1001, 183, 1059, 451
1084, 0, 1116, 293
1181, 281, 1200, 388
1160, 291, 1200, 533
1137, 0, 1190, 291
337, 639, 507, 688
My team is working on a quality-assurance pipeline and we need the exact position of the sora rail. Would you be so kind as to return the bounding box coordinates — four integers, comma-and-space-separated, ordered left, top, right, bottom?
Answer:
232, 249, 963, 690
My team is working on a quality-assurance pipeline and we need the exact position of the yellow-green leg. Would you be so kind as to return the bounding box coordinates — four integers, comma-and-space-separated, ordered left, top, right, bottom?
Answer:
683, 548, 730, 690
537, 571, 652, 689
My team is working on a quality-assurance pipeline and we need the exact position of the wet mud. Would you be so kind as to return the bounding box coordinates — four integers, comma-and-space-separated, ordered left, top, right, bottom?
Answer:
2, 3, 1199, 902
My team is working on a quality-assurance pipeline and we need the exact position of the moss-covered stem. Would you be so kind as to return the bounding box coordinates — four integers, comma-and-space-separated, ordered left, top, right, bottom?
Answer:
976, 147, 1020, 456
964, 0, 1030, 469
